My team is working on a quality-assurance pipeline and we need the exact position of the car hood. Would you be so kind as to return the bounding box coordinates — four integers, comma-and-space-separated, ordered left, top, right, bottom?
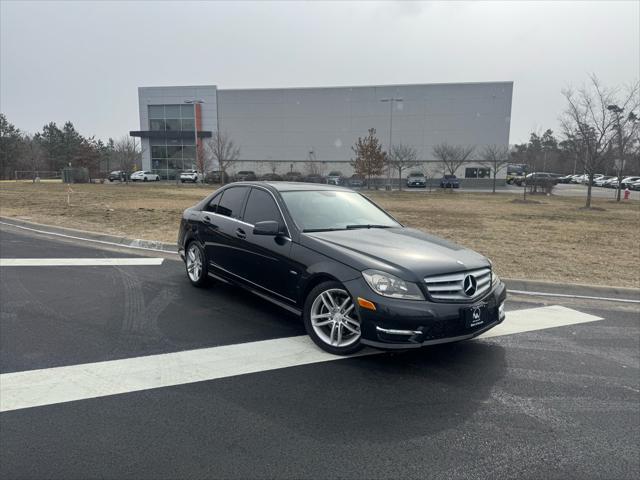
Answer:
301, 227, 489, 282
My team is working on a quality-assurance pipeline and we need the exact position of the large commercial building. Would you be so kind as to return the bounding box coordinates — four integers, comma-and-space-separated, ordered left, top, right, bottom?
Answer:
131, 81, 513, 185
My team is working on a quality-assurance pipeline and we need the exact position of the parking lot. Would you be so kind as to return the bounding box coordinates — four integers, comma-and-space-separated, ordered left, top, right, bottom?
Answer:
1, 222, 638, 479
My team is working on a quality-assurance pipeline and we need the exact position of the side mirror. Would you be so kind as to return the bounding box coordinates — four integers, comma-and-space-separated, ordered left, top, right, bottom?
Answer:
253, 220, 282, 236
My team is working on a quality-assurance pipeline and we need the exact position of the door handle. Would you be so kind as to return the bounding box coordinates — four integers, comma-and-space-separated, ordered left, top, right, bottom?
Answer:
235, 228, 246, 239
203, 215, 218, 229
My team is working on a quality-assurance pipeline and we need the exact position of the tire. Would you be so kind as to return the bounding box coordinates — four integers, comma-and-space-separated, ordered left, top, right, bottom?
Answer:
185, 241, 209, 287
303, 281, 363, 355
143, 177, 148, 182
155, 176, 160, 182
181, 180, 185, 183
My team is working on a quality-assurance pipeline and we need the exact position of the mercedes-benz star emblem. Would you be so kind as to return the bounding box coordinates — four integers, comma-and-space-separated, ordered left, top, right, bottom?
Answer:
463, 275, 477, 296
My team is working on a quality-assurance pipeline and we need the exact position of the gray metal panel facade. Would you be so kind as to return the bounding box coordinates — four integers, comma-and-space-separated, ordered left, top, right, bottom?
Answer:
216, 82, 512, 177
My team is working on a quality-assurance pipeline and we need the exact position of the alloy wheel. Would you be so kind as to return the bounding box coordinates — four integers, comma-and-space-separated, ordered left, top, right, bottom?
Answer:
310, 288, 361, 348
186, 243, 203, 282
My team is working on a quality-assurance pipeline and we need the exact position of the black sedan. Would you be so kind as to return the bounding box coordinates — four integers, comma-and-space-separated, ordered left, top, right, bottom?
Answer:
178, 182, 506, 355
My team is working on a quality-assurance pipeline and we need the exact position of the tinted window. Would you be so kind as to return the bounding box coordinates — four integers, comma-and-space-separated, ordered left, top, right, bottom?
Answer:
243, 188, 282, 226
216, 187, 248, 218
206, 192, 222, 212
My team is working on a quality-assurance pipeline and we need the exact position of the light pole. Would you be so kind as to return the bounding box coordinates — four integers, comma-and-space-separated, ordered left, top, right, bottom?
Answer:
184, 99, 205, 181
380, 97, 403, 190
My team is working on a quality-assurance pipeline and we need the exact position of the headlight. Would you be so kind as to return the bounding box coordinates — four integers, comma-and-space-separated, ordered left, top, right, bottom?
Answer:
362, 269, 424, 300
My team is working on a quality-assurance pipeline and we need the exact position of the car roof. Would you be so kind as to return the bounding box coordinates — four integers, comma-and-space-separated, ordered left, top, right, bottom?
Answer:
225, 181, 353, 192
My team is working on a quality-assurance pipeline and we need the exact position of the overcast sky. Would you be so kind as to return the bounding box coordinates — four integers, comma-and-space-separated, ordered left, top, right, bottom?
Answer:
1, 0, 638, 144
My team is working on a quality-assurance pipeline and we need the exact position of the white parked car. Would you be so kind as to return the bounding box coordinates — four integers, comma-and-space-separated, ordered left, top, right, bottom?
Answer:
180, 170, 200, 183
130, 170, 160, 182
621, 176, 640, 188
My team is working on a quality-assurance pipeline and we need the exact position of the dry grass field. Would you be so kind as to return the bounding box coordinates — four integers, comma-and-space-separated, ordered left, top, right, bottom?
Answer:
1, 181, 639, 287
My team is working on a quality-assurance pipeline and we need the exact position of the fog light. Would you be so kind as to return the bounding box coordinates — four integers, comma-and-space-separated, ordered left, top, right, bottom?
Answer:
498, 301, 505, 320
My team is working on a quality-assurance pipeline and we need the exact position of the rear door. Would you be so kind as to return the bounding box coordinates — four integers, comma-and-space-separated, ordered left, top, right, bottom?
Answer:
239, 187, 297, 302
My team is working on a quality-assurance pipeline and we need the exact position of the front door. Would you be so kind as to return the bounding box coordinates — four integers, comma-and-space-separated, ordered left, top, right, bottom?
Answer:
239, 187, 296, 302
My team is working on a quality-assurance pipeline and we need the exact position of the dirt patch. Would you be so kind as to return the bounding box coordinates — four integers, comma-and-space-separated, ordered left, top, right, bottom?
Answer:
1, 182, 639, 287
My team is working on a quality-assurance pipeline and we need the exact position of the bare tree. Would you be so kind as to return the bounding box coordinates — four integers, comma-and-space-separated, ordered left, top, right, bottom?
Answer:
204, 131, 240, 185
351, 128, 386, 189
432, 143, 475, 175
561, 75, 622, 208
480, 144, 510, 193
388, 144, 419, 191
20, 135, 45, 182
195, 142, 210, 176
432, 143, 475, 192
606, 83, 640, 201
114, 136, 143, 182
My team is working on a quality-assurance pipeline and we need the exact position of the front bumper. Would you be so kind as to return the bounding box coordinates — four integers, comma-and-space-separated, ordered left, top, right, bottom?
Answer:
343, 277, 507, 349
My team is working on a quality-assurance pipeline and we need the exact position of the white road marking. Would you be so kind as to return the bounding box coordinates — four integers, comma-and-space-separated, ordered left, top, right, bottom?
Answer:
508, 289, 640, 305
0, 258, 164, 267
0, 305, 602, 412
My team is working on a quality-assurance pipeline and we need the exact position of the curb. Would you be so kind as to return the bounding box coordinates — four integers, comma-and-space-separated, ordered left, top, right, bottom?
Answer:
0, 217, 178, 254
504, 278, 640, 302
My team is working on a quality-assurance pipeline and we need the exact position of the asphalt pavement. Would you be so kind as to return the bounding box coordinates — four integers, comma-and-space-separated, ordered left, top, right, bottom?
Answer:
1, 224, 638, 479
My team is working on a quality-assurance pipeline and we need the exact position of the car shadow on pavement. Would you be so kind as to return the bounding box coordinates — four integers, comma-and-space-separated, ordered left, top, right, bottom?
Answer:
213, 340, 507, 443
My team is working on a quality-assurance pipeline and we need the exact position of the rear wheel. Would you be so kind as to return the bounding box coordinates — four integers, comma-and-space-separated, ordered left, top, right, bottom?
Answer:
185, 241, 208, 287
143, 177, 148, 182
303, 281, 363, 355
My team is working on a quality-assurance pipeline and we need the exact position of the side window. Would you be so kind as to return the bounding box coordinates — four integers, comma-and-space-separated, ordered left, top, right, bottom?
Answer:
243, 188, 283, 225
206, 192, 222, 212
216, 187, 248, 218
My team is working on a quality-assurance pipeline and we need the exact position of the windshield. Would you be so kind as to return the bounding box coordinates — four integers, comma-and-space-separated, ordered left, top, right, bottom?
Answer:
281, 190, 400, 232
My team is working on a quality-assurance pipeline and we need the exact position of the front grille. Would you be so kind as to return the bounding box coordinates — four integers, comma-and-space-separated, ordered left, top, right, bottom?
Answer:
424, 267, 491, 302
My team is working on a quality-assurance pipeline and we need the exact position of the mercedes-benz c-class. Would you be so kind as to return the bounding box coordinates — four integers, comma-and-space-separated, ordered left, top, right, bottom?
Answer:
178, 182, 506, 355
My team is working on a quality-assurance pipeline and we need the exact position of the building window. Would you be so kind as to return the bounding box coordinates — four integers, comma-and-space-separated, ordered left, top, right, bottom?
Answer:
148, 104, 198, 180
465, 167, 491, 179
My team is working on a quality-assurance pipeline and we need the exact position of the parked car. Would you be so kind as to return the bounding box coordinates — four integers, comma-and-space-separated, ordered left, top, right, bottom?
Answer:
593, 176, 614, 187
283, 171, 304, 182
235, 170, 257, 182
130, 170, 160, 182
108, 170, 126, 182
621, 176, 640, 188
326, 171, 345, 186
348, 174, 366, 188
180, 170, 201, 183
260, 173, 283, 181
406, 171, 427, 188
440, 175, 460, 188
629, 180, 640, 191
602, 177, 619, 188
204, 170, 229, 184
304, 174, 325, 184
516, 172, 559, 187
178, 182, 506, 355
570, 174, 588, 184
556, 174, 577, 184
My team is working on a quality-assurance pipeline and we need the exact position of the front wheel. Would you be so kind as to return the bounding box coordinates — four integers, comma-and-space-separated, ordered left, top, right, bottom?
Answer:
185, 241, 208, 287
303, 281, 363, 355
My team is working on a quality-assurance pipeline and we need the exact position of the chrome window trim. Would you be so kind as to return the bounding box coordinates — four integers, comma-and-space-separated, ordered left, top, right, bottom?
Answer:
201, 185, 292, 240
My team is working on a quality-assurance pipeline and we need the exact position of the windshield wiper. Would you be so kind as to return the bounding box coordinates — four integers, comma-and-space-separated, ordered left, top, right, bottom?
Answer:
302, 227, 346, 233
345, 224, 393, 230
